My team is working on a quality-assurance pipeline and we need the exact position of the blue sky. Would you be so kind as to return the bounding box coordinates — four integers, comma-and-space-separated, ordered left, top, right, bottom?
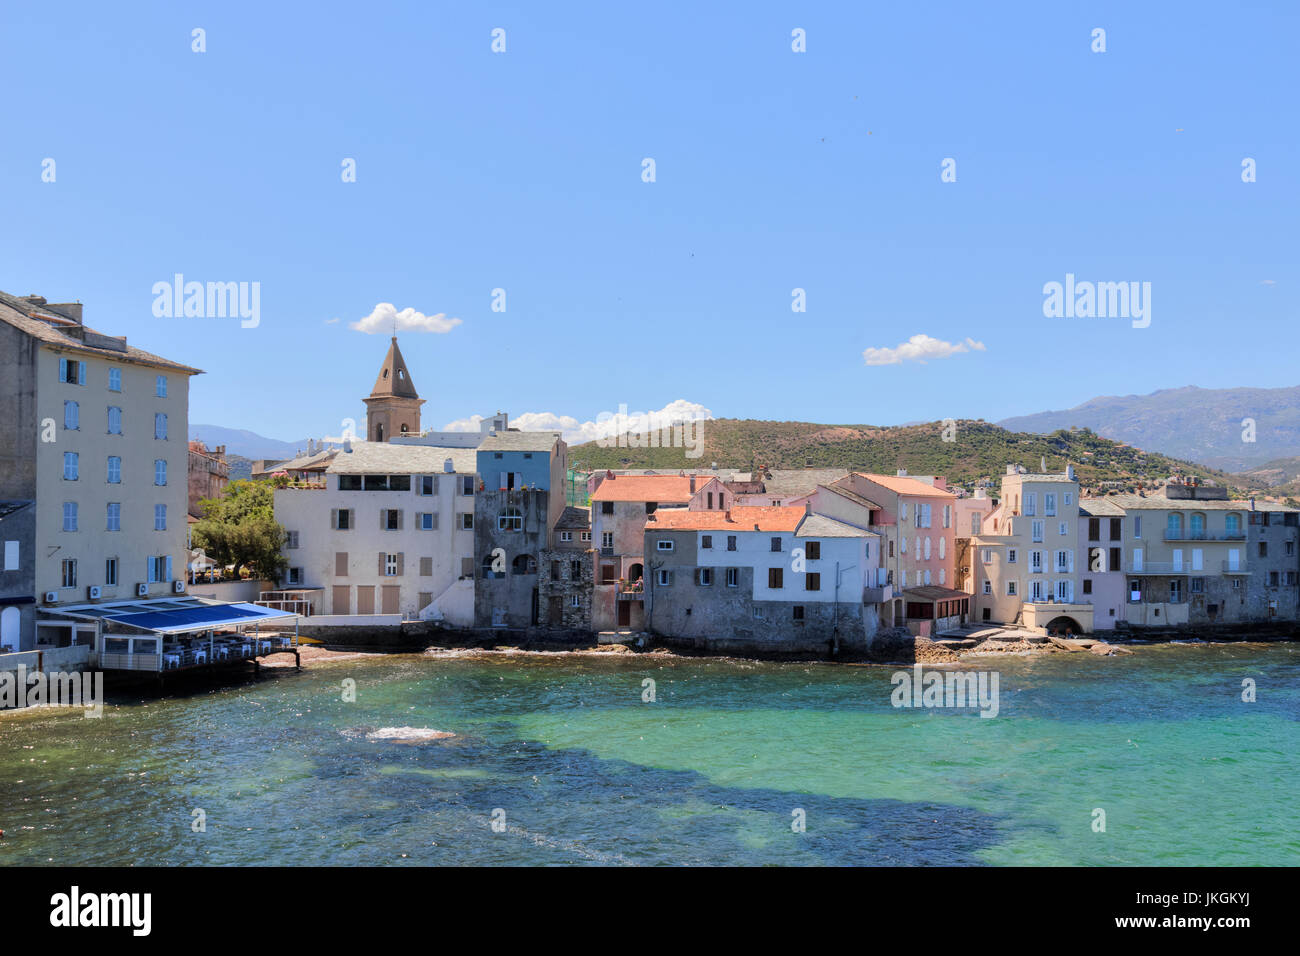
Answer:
2, 1, 1296, 441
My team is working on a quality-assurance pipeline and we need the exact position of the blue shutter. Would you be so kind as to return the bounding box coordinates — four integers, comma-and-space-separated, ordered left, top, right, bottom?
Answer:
77, 361, 86, 385
165, 556, 173, 582
59, 357, 67, 382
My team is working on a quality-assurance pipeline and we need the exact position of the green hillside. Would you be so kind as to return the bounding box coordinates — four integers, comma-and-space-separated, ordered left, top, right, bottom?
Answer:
573, 418, 1265, 496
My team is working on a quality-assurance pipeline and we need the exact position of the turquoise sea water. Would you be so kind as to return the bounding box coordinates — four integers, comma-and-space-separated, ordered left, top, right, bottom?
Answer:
0, 644, 1297, 866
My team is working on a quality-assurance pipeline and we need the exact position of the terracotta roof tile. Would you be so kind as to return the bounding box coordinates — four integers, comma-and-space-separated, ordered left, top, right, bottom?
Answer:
646, 505, 804, 532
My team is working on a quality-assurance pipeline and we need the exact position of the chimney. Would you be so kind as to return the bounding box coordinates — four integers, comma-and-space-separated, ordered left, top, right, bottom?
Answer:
1066, 464, 1076, 480
606, 470, 614, 480
897, 468, 908, 477
1250, 498, 1256, 511
689, 476, 696, 493
1041, 456, 1046, 472
1006, 464, 1016, 476
804, 501, 812, 516
725, 509, 731, 522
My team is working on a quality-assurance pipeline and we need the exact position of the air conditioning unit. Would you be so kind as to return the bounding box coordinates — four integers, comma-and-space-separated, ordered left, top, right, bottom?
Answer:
88, 585, 102, 600
43, 591, 59, 604
173, 580, 186, 594
137, 583, 149, 597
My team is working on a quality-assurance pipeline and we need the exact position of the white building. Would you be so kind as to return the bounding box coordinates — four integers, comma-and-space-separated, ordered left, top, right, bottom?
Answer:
273, 442, 478, 624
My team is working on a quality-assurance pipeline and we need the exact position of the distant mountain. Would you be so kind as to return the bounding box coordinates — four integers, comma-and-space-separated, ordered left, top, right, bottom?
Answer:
573, 418, 1265, 495
997, 386, 1300, 472
188, 424, 310, 461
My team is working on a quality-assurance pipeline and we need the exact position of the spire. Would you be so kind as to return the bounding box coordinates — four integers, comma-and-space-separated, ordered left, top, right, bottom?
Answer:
370, 336, 419, 399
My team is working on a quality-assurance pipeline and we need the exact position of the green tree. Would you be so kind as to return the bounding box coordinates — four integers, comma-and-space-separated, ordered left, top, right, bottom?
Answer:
192, 480, 288, 581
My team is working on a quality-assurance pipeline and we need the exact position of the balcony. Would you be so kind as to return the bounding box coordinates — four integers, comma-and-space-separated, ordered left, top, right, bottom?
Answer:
1125, 562, 1189, 574
864, 584, 894, 603
1221, 561, 1249, 574
1163, 531, 1245, 542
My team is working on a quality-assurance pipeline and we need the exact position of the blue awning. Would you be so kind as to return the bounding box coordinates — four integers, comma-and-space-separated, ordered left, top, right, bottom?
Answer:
39, 599, 299, 635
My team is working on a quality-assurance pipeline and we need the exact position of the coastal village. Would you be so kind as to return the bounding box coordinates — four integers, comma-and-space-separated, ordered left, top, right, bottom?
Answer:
2, 289, 1299, 685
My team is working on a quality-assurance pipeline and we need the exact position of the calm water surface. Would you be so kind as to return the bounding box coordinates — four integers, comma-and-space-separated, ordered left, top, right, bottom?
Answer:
1, 644, 1297, 865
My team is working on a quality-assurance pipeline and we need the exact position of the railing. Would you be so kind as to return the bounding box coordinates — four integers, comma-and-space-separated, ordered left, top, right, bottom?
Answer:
1221, 561, 1249, 573
600, 546, 614, 556
864, 584, 893, 604
1164, 532, 1246, 542
1127, 562, 1245, 575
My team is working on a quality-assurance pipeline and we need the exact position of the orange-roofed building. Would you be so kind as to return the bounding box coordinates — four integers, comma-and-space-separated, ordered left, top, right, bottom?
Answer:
589, 471, 733, 632
641, 502, 882, 654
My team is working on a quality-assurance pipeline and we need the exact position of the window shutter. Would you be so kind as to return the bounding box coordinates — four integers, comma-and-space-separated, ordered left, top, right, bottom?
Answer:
330, 509, 338, 529
380, 510, 386, 530
430, 512, 439, 530
146, 558, 153, 583
396, 553, 404, 576
397, 510, 403, 530
78, 361, 86, 384
499, 471, 507, 490
432, 475, 440, 495
59, 357, 67, 382
378, 552, 386, 575
166, 556, 173, 581
335, 552, 348, 576
347, 509, 354, 529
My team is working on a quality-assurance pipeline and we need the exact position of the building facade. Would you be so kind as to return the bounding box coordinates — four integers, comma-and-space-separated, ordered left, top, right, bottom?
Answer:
0, 292, 198, 650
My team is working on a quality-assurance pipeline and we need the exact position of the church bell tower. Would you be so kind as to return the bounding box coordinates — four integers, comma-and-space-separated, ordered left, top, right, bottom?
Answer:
363, 337, 424, 442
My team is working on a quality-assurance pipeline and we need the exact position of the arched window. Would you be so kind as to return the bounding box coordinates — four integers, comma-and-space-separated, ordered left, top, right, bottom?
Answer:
0, 606, 19, 650
1225, 513, 1241, 537
1189, 513, 1205, 539
481, 555, 505, 579
1166, 513, 1183, 538
374, 423, 384, 442
498, 508, 523, 532
400, 423, 409, 434
512, 554, 536, 574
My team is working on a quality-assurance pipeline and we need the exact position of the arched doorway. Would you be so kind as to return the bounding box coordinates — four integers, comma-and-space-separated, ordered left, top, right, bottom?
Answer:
1045, 615, 1084, 637
0, 606, 19, 649
627, 563, 643, 585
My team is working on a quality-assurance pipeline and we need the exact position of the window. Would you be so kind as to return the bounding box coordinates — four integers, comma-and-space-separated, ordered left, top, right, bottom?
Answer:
417, 475, 436, 496
1259, 542, 1268, 558
417, 513, 436, 530
701, 534, 713, 550
1055, 550, 1069, 573
697, 568, 713, 587
570, 560, 581, 579
1045, 493, 1057, 516
460, 513, 474, 530
768, 567, 783, 589
155, 375, 167, 397
805, 572, 821, 591
337, 509, 353, 530
108, 406, 122, 434
982, 580, 992, 595
805, 541, 820, 560
560, 531, 573, 542
1133, 516, 1142, 539
384, 509, 401, 531
1169, 579, 1183, 602
1191, 577, 1204, 594
1082, 578, 1092, 595
154, 504, 167, 531
706, 492, 713, 509
1225, 513, 1241, 536
601, 501, 614, 515
1031, 520, 1043, 543
1006, 581, 1017, 596
64, 400, 79, 431
580, 531, 591, 542
981, 548, 992, 564
570, 595, 581, 607
105, 557, 117, 587
657, 569, 672, 587
109, 368, 121, 391
148, 555, 173, 583
2, 540, 16, 571
59, 358, 85, 385
943, 505, 951, 528
900, 503, 908, 522
63, 502, 78, 531
107, 456, 121, 483
154, 459, 167, 485
1030, 551, 1043, 573
61, 558, 77, 588
63, 452, 78, 480
1058, 522, 1067, 536
753, 606, 764, 619
461, 476, 474, 496
920, 503, 931, 528
1268, 571, 1279, 587
1007, 548, 1017, 563
154, 412, 167, 440
285, 531, 299, 549
287, 567, 304, 585
1030, 580, 1044, 601
657, 539, 673, 552
971, 513, 981, 534
1024, 494, 1036, 516
385, 554, 398, 576
770, 537, 782, 552
726, 568, 738, 588
792, 606, 805, 623
106, 503, 121, 531
1167, 513, 1182, 538
1064, 493, 1073, 506
1109, 547, 1121, 572
727, 535, 737, 551
512, 554, 537, 575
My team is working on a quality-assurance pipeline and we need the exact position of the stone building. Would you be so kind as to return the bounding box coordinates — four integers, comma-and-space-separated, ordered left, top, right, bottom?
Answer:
643, 505, 880, 654
363, 337, 424, 443
187, 439, 229, 517
538, 506, 593, 629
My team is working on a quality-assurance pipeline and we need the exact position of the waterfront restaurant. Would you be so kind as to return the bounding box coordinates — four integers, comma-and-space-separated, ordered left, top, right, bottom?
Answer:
37, 598, 301, 672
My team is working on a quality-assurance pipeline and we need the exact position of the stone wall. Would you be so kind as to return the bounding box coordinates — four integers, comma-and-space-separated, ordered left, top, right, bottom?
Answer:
538, 547, 593, 629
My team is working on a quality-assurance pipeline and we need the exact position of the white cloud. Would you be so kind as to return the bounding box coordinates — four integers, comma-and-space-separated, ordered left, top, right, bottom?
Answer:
1261, 279, 1277, 286
862, 334, 986, 366
324, 317, 340, 324
350, 302, 462, 335
441, 400, 713, 445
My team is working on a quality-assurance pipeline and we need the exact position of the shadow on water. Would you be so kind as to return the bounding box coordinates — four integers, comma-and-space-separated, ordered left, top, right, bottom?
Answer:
328, 733, 1008, 866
